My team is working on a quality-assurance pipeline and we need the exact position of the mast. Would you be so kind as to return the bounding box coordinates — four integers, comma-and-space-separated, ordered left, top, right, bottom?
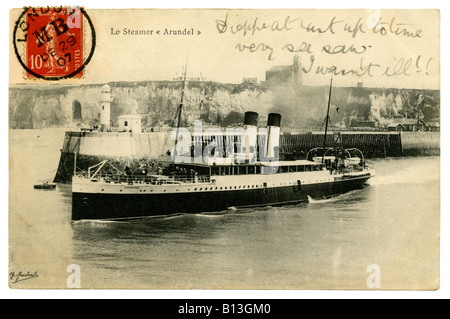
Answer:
73, 152, 77, 176
173, 55, 189, 159
322, 78, 333, 164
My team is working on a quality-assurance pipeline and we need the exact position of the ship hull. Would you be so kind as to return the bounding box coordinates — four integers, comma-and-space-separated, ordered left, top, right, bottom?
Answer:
72, 177, 370, 221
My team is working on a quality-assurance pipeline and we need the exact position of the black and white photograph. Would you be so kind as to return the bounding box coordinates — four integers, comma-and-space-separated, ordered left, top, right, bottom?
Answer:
6, 3, 446, 298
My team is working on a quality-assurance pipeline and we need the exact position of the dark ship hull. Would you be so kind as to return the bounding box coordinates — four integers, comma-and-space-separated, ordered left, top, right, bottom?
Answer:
72, 174, 370, 221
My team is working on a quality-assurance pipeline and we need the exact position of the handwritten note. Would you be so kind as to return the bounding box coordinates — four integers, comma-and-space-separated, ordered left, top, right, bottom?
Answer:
214, 10, 436, 84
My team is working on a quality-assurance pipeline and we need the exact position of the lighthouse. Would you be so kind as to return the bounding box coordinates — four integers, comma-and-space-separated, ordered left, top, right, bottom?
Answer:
100, 84, 113, 132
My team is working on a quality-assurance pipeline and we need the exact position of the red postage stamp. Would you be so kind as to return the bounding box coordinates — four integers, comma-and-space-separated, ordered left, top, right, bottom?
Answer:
25, 7, 83, 78
13, 6, 95, 80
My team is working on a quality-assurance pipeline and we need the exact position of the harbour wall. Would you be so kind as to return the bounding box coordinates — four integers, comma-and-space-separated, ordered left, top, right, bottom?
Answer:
60, 131, 174, 158
53, 131, 174, 183
281, 132, 402, 159
400, 131, 440, 156
53, 130, 440, 183
281, 131, 440, 158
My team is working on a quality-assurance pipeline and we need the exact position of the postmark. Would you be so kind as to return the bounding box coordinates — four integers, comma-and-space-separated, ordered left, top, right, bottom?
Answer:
13, 6, 96, 80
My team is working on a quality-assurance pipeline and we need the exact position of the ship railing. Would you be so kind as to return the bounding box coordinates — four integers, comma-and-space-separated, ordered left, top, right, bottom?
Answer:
80, 173, 211, 185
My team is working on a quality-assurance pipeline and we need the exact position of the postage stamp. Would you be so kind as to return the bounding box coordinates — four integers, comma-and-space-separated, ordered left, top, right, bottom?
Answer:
13, 6, 95, 80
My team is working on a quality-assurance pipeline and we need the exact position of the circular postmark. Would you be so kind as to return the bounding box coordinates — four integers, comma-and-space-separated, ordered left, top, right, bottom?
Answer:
13, 6, 96, 80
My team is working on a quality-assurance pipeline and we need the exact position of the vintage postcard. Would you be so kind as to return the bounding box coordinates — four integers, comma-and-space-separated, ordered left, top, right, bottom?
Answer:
8, 7, 440, 292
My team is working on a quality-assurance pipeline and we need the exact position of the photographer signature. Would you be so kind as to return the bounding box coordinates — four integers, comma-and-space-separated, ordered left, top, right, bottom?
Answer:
9, 271, 39, 284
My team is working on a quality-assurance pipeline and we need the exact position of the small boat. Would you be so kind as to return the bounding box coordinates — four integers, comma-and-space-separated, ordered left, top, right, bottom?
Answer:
34, 182, 56, 190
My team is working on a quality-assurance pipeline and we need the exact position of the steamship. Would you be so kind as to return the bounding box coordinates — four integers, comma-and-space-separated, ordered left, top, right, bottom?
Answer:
71, 111, 375, 221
